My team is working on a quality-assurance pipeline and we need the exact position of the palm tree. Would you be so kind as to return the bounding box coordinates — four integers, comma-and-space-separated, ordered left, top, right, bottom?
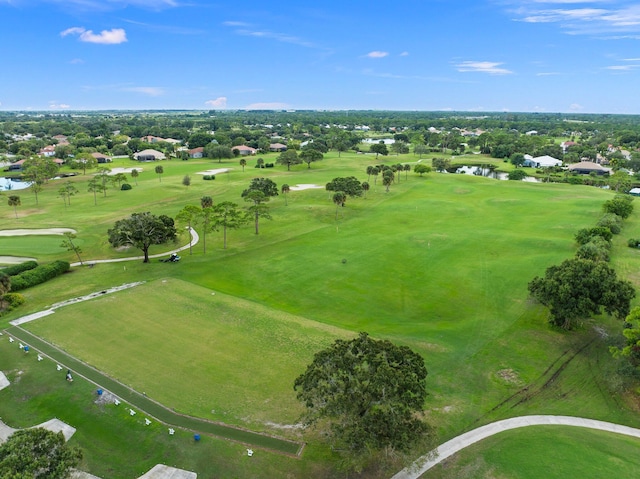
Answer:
382, 170, 394, 192
366, 165, 374, 182
131, 169, 139, 185
8, 195, 20, 218
361, 181, 370, 199
372, 166, 380, 185
239, 158, 247, 172
404, 163, 411, 180
200, 196, 214, 253
281, 184, 290, 206
155, 165, 164, 182
332, 191, 346, 220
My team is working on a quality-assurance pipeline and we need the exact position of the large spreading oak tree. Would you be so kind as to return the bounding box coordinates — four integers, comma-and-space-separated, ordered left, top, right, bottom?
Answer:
528, 258, 635, 329
0, 428, 82, 479
108, 212, 177, 263
294, 332, 429, 453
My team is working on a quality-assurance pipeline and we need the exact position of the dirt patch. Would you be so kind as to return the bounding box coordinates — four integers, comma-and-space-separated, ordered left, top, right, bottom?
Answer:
495, 368, 523, 386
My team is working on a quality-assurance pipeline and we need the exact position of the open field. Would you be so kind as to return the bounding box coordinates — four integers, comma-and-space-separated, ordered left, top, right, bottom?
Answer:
3, 151, 640, 477
22, 278, 351, 428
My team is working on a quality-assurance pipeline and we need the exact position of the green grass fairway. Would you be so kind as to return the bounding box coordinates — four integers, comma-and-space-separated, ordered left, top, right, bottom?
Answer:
22, 278, 352, 429
4, 153, 640, 477
424, 426, 640, 479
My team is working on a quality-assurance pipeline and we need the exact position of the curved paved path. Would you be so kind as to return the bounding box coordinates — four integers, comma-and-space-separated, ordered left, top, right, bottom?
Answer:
391, 415, 640, 479
71, 227, 199, 267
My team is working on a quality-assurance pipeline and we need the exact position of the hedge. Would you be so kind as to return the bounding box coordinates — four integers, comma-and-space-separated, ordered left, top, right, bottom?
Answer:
10, 260, 71, 291
1, 261, 39, 276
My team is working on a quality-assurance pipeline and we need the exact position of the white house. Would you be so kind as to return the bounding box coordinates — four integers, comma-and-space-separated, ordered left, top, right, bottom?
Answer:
524, 155, 562, 168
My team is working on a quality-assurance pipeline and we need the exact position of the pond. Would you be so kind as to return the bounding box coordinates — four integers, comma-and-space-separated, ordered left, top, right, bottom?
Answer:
454, 166, 539, 182
0, 177, 32, 191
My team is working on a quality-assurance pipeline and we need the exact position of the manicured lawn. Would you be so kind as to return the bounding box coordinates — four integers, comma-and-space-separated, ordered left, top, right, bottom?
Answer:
424, 426, 640, 479
23, 278, 351, 429
3, 152, 640, 477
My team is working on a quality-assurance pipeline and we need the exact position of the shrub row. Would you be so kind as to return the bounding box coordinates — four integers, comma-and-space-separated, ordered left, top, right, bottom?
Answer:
1, 261, 38, 276
254, 163, 274, 168
203, 175, 216, 180
10, 260, 71, 291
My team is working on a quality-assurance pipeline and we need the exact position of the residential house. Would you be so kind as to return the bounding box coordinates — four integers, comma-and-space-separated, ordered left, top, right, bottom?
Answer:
91, 152, 112, 164
140, 135, 165, 144
269, 143, 287, 152
39, 145, 56, 157
567, 161, 611, 176
523, 155, 562, 168
134, 149, 166, 161
560, 141, 576, 153
231, 145, 257, 156
188, 147, 204, 159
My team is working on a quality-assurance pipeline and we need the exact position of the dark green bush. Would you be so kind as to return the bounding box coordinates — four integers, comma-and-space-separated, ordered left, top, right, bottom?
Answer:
597, 213, 623, 234
121, 183, 132, 190
1, 261, 38, 276
575, 226, 613, 245
3, 292, 25, 308
203, 175, 216, 180
576, 241, 610, 262
10, 260, 70, 291
628, 238, 640, 248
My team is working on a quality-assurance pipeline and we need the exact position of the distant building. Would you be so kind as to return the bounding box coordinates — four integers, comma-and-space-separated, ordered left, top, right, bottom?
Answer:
188, 147, 204, 159
567, 161, 611, 176
269, 143, 287, 152
231, 145, 257, 156
134, 149, 166, 161
523, 155, 562, 168
91, 152, 112, 164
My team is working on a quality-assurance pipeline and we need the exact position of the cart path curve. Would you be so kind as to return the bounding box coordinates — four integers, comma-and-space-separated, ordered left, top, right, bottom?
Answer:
391, 415, 640, 479
70, 227, 199, 266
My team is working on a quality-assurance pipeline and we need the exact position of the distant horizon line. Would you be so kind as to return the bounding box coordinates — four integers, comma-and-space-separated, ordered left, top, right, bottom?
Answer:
0, 109, 636, 116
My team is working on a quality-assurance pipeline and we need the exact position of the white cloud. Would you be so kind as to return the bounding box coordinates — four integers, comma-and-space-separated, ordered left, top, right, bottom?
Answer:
60, 27, 86, 37
205, 97, 227, 108
223, 21, 250, 27
399, 51, 409, 56
244, 102, 290, 110
69, 58, 84, 64
536, 71, 560, 76
606, 64, 638, 70
512, 3, 640, 35
569, 103, 584, 111
122, 86, 164, 96
61, 27, 127, 44
456, 61, 513, 75
366, 51, 389, 59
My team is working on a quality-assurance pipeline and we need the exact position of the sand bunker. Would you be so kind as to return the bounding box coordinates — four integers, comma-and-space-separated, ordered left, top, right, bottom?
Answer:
196, 168, 231, 176
289, 184, 323, 191
107, 167, 143, 175
138, 465, 197, 479
0, 228, 76, 236
0, 256, 37, 265
0, 372, 9, 391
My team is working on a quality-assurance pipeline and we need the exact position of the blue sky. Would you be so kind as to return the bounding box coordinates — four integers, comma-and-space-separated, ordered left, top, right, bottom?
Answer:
1, 0, 640, 113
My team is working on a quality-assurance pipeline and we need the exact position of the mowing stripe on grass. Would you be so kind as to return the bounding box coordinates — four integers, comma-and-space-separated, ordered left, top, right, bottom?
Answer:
4, 326, 303, 456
